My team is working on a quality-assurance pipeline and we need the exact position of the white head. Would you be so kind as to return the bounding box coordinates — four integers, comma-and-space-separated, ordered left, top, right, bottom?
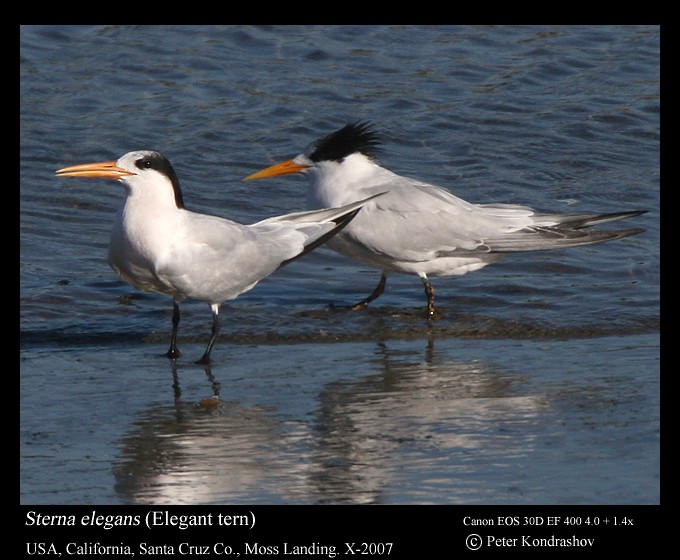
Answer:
56, 150, 185, 209
244, 122, 382, 183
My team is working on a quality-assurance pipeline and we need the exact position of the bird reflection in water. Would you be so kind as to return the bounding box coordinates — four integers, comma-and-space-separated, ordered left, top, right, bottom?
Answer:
170, 360, 221, 409
113, 338, 547, 504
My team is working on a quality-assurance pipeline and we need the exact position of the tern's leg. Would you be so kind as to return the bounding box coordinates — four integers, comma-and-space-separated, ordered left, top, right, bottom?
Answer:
418, 273, 438, 319
166, 301, 181, 360
197, 304, 220, 365
348, 273, 387, 311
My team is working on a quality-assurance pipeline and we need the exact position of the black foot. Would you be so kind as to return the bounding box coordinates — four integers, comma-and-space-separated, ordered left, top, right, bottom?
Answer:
427, 308, 442, 321
166, 348, 181, 360
328, 302, 368, 312
328, 275, 386, 313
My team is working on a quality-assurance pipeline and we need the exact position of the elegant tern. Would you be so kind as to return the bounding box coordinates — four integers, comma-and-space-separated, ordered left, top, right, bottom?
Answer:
245, 122, 646, 318
56, 150, 378, 363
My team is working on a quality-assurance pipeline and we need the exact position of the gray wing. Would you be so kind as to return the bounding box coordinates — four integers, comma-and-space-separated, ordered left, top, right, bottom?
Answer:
480, 209, 646, 253
336, 176, 645, 259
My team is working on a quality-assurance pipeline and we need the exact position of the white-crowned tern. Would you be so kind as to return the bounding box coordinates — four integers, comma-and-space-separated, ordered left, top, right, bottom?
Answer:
245, 122, 646, 318
56, 150, 379, 363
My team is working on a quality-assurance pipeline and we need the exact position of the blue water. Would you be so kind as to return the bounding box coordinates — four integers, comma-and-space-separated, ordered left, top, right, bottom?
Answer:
20, 25, 659, 505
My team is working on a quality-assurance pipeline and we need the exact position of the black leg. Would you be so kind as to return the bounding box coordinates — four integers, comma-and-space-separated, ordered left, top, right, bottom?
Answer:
347, 273, 387, 311
166, 301, 181, 360
197, 304, 220, 365
420, 274, 439, 320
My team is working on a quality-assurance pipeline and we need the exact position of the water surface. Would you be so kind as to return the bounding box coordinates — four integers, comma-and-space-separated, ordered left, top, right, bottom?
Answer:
20, 25, 659, 505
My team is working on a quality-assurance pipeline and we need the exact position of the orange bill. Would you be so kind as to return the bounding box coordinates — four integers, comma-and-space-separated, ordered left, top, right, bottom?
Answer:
55, 160, 136, 179
243, 159, 310, 181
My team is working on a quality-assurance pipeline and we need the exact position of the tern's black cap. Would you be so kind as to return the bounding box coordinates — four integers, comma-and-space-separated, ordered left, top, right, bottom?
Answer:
134, 151, 185, 209
308, 122, 381, 163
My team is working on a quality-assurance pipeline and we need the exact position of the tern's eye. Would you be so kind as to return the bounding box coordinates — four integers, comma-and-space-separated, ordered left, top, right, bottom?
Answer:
136, 158, 153, 170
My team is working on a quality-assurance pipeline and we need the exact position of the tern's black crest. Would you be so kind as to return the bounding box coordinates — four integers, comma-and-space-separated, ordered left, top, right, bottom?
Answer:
134, 152, 185, 209
308, 122, 381, 163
